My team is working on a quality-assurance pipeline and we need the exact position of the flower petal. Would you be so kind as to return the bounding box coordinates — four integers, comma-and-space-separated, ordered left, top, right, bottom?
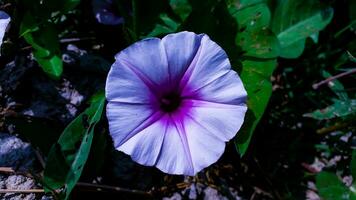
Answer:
155, 115, 195, 175
183, 115, 226, 174
0, 11, 10, 50
115, 38, 169, 87
183, 70, 247, 105
107, 102, 158, 148
161, 31, 203, 84
184, 99, 247, 141
118, 115, 167, 166
105, 59, 156, 104
179, 34, 231, 94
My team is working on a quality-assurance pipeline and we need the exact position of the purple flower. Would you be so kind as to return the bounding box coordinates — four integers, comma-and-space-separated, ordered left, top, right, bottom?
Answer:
0, 11, 10, 51
106, 31, 247, 175
92, 0, 124, 25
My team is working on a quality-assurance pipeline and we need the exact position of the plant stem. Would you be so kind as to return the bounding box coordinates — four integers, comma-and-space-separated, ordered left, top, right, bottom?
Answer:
312, 68, 356, 89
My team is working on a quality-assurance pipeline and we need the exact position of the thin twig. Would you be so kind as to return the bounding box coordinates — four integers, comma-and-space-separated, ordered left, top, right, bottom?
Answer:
0, 3, 11, 9
59, 37, 96, 43
0, 167, 34, 178
76, 182, 152, 196
312, 68, 356, 90
34, 149, 46, 169
0, 167, 15, 173
0, 189, 45, 194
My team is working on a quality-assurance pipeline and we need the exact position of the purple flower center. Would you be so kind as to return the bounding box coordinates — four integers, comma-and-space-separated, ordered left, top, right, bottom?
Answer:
159, 91, 182, 113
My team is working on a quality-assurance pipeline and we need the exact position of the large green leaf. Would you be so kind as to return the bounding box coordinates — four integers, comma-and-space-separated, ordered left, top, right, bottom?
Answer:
228, 0, 280, 58
227, 0, 278, 155
236, 60, 276, 155
316, 172, 356, 200
44, 92, 105, 200
270, 0, 333, 58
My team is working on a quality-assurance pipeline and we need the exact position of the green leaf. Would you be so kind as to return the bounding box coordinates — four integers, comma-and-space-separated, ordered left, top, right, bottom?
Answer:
22, 22, 63, 79
236, 28, 280, 59
322, 71, 349, 101
304, 99, 356, 120
146, 14, 180, 37
226, 0, 265, 11
278, 39, 305, 58
227, 0, 279, 155
228, 0, 270, 31
44, 92, 105, 200
169, 0, 192, 21
229, 1, 280, 58
270, 0, 333, 58
235, 59, 277, 155
316, 172, 356, 200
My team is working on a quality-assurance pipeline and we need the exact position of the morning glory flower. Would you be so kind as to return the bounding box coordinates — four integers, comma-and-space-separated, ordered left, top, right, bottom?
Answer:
92, 0, 124, 25
0, 11, 10, 51
106, 31, 247, 175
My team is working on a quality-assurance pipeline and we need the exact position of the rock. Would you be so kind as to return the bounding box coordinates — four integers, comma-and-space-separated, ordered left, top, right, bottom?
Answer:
203, 187, 228, 200
5, 175, 35, 190
3, 193, 36, 200
0, 133, 50, 200
163, 192, 182, 200
1, 175, 36, 200
0, 132, 34, 170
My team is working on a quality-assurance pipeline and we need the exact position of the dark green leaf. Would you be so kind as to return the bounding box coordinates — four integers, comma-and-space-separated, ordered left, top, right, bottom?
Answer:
44, 92, 105, 200
169, 0, 192, 21
322, 71, 349, 101
146, 14, 180, 37
304, 99, 356, 120
22, 22, 63, 79
236, 28, 280, 59
229, 1, 280, 58
316, 172, 355, 200
236, 60, 277, 155
278, 39, 305, 58
270, 0, 333, 58
227, 0, 279, 155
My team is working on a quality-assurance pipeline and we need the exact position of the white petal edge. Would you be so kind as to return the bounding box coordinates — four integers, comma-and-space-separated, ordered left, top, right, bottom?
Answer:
0, 11, 11, 51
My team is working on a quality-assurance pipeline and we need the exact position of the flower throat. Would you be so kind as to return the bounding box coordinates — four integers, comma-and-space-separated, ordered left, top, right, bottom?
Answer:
160, 92, 181, 113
